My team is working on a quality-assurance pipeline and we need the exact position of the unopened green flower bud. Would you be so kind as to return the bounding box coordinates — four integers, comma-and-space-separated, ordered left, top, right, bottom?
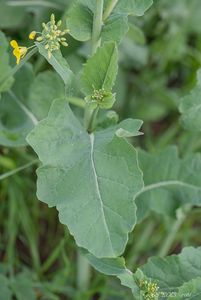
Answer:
57, 20, 62, 27
36, 36, 43, 41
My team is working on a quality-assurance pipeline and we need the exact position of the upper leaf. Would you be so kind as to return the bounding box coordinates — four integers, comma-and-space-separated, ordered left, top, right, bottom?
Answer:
179, 69, 201, 132
27, 71, 65, 120
67, 1, 93, 42
27, 98, 143, 258
112, 0, 153, 16
135, 146, 201, 222
67, 0, 128, 44
80, 42, 118, 95
102, 14, 129, 44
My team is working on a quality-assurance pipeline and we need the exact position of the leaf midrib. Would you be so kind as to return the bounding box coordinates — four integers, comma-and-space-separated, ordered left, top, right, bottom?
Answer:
89, 133, 115, 255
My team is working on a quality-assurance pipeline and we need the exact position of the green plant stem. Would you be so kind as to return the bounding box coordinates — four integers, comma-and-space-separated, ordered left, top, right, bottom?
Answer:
91, 0, 104, 54
77, 252, 91, 292
103, 0, 118, 21
158, 205, 192, 257
78, 1, 104, 290
0, 160, 38, 181
68, 97, 86, 108
88, 107, 99, 132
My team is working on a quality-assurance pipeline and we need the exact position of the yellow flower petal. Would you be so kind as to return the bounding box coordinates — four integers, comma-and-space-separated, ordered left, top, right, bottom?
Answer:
10, 40, 18, 49
12, 46, 27, 64
29, 31, 36, 40
13, 48, 20, 64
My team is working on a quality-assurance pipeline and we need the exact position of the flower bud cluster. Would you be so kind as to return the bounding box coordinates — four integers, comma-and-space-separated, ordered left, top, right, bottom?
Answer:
36, 14, 69, 58
139, 279, 159, 300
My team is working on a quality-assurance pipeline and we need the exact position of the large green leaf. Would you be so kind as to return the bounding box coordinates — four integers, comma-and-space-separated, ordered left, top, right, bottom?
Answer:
0, 92, 34, 147
137, 247, 201, 299
0, 68, 65, 147
27, 97, 143, 258
0, 31, 13, 93
80, 42, 118, 95
36, 43, 76, 95
179, 69, 201, 132
135, 146, 201, 222
27, 71, 65, 120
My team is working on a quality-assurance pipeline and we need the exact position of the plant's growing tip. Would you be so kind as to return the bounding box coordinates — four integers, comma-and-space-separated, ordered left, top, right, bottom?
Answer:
10, 14, 70, 64
139, 279, 159, 300
85, 88, 116, 109
36, 13, 70, 59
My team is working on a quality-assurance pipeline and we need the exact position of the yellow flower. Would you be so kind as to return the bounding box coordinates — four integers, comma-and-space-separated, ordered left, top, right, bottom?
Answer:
10, 40, 28, 64
29, 31, 36, 40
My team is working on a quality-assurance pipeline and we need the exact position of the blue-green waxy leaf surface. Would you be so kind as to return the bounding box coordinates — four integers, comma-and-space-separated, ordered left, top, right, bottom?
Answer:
169, 277, 201, 300
27, 98, 143, 258
67, 1, 93, 42
85, 252, 139, 294
0, 68, 65, 147
67, 0, 128, 44
112, 0, 153, 16
179, 69, 201, 132
136, 146, 201, 222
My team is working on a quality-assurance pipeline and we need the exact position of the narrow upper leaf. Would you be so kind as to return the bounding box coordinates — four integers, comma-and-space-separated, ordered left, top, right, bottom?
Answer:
27, 98, 143, 258
36, 42, 76, 95
81, 42, 118, 95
